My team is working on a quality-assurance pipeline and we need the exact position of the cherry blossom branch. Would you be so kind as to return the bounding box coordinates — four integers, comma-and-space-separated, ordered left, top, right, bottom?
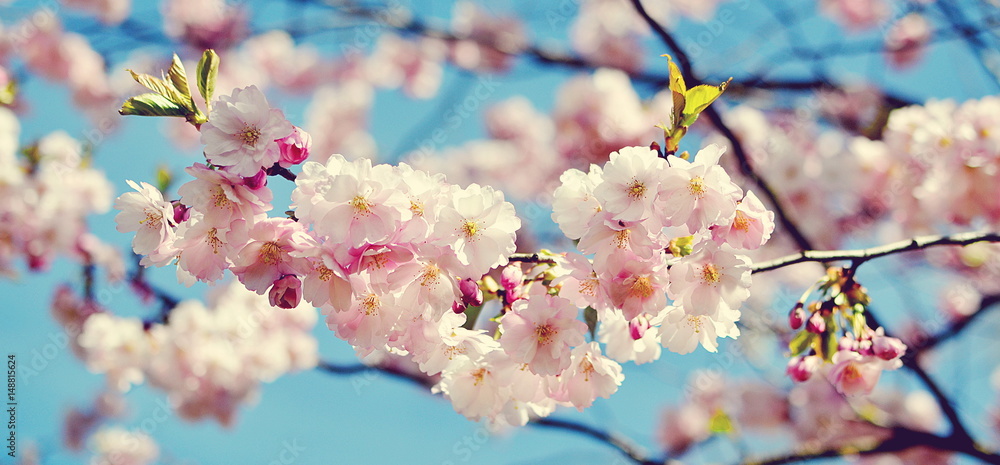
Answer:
628, 0, 816, 252
314, 360, 662, 464
508, 253, 557, 265
742, 426, 1000, 465
751, 231, 1000, 273
908, 293, 1000, 356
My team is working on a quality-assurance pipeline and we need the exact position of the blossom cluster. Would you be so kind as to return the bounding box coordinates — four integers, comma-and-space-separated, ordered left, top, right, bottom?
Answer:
784, 268, 907, 396
552, 144, 775, 357
60, 282, 318, 426
0, 108, 122, 277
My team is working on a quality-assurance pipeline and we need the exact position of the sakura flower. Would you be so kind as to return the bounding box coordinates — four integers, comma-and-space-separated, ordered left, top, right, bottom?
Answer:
435, 352, 507, 420
408, 317, 499, 376
658, 145, 742, 234
553, 342, 624, 410
173, 215, 249, 285
787, 355, 822, 382
77, 313, 150, 392
659, 305, 740, 354
298, 253, 353, 310
667, 243, 751, 318
177, 163, 272, 227
551, 164, 604, 240
827, 350, 900, 396
593, 145, 665, 222
710, 190, 775, 249
577, 213, 657, 269
201, 85, 293, 177
231, 218, 313, 294
89, 427, 158, 465
323, 282, 404, 353
885, 13, 931, 69
602, 252, 670, 321
386, 249, 460, 315
499, 292, 587, 376
113, 180, 175, 256
553, 252, 610, 311
434, 183, 520, 278
305, 159, 412, 248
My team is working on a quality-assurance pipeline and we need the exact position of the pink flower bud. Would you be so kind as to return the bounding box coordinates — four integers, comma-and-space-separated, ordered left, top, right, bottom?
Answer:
268, 275, 302, 309
277, 126, 312, 167
806, 311, 826, 334
788, 303, 805, 330
786, 355, 820, 382
872, 333, 906, 360
459, 278, 483, 307
501, 265, 524, 304
243, 168, 267, 189
839, 336, 858, 352
172, 202, 191, 224
452, 301, 466, 314
629, 314, 650, 340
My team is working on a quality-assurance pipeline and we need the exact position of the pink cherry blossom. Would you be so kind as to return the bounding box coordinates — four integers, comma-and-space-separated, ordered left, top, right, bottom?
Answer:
667, 242, 751, 318
551, 164, 604, 240
201, 85, 293, 177
593, 145, 665, 222
173, 215, 249, 285
602, 252, 669, 321
499, 292, 587, 376
710, 190, 775, 249
177, 163, 272, 227
658, 144, 742, 235
827, 350, 898, 396
433, 183, 520, 278
113, 180, 175, 257
552, 342, 624, 410
269, 275, 303, 309
231, 218, 313, 294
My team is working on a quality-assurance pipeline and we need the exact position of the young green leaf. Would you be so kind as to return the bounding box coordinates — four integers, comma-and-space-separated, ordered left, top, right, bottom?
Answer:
166, 54, 195, 109
584, 306, 598, 340
196, 49, 220, 111
788, 330, 816, 356
127, 69, 191, 112
119, 93, 188, 117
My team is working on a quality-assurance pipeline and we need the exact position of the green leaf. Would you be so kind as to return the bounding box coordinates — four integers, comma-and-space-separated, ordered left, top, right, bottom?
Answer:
196, 49, 220, 111
788, 330, 816, 356
668, 235, 695, 257
584, 306, 598, 341
127, 69, 189, 111
155, 165, 172, 194
461, 305, 483, 331
681, 79, 732, 127
119, 93, 188, 117
708, 409, 734, 434
822, 331, 839, 362
166, 53, 195, 111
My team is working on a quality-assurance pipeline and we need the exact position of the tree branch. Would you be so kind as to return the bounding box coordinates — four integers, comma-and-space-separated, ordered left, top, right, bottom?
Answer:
314, 360, 663, 464
628, 0, 815, 251
752, 231, 1000, 273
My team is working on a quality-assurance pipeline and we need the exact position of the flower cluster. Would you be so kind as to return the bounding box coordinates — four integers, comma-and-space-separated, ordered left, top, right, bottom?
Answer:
784, 268, 907, 396
0, 111, 122, 277
65, 282, 318, 425
552, 144, 774, 356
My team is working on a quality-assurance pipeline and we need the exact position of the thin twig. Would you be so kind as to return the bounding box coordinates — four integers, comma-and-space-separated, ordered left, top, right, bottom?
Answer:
752, 231, 1000, 273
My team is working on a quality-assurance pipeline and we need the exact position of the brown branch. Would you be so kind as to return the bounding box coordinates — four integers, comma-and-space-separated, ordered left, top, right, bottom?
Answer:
314, 360, 664, 464
742, 426, 1000, 465
752, 231, 1000, 273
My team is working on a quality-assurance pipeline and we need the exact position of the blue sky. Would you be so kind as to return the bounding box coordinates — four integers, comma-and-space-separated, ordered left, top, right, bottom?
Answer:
3, 0, 1000, 464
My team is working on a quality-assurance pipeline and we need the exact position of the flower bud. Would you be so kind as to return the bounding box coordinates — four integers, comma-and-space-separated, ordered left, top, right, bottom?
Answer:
806, 311, 826, 334
788, 303, 805, 330
786, 355, 820, 382
872, 334, 906, 360
268, 275, 302, 309
172, 201, 191, 224
451, 301, 466, 314
277, 126, 312, 167
459, 278, 483, 307
501, 265, 524, 304
243, 168, 267, 189
629, 314, 650, 340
